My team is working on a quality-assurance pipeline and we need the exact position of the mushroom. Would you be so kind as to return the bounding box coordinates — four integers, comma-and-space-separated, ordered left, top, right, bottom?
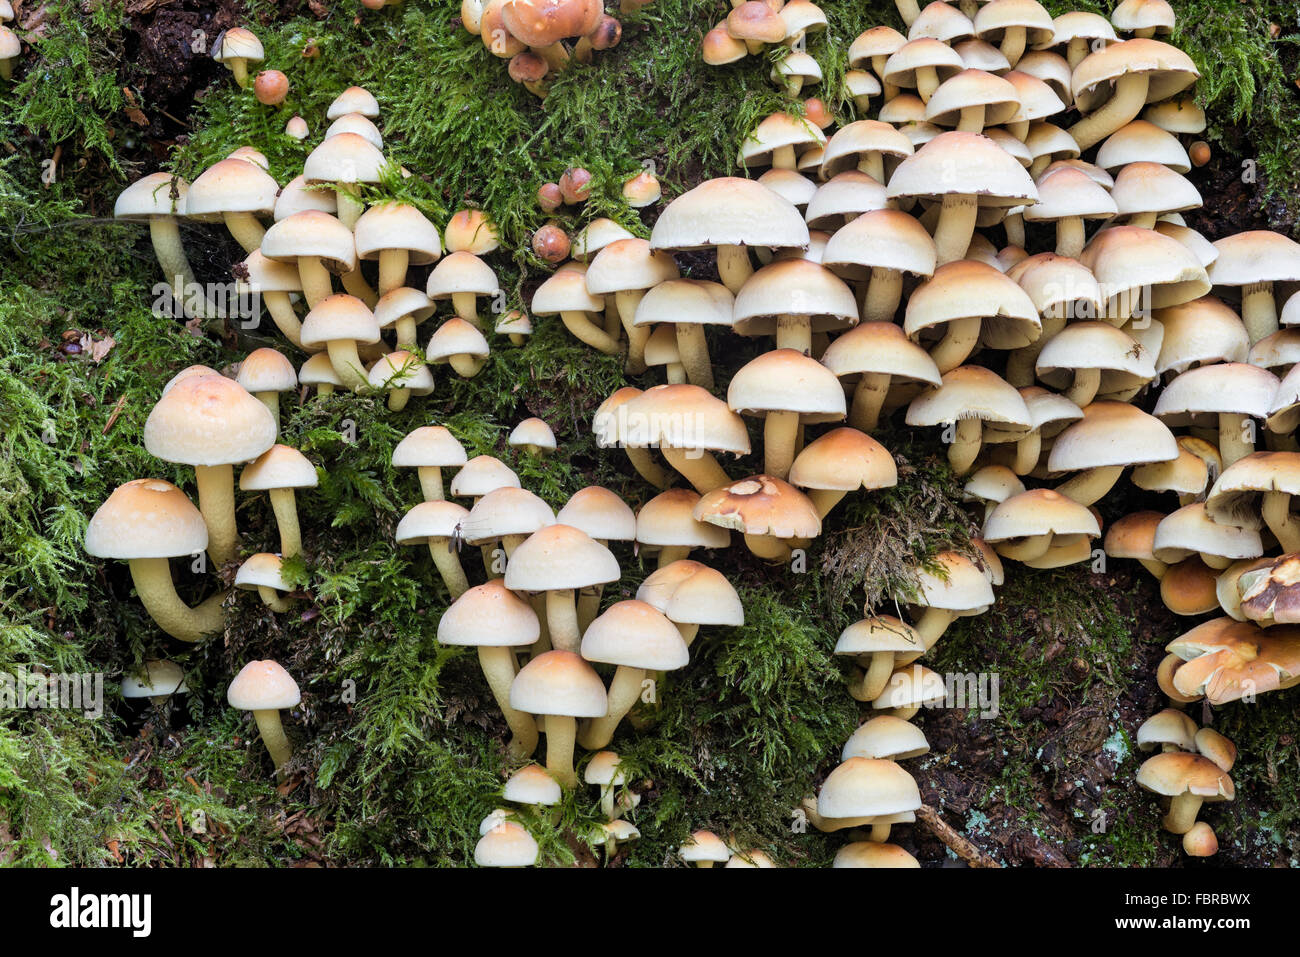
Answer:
983, 487, 1102, 564
963, 465, 1026, 521
261, 210, 358, 310
728, 349, 846, 480
693, 474, 821, 562
327, 86, 380, 121
299, 294, 382, 392
834, 842, 921, 868
593, 387, 670, 490
235, 251, 307, 349
837, 617, 925, 702
821, 209, 935, 326
1182, 821, 1218, 858
325, 112, 382, 148
842, 714, 930, 762
426, 318, 490, 378
509, 650, 607, 788
238, 445, 318, 559
1135, 708, 1197, 752
906, 365, 1032, 475
804, 172, 888, 233
872, 664, 948, 721
211, 27, 263, 87
462, 486, 555, 576
444, 208, 501, 255
924, 68, 1020, 133
354, 202, 442, 296
303, 132, 387, 229
1110, 161, 1201, 229
733, 259, 858, 355
882, 38, 964, 104
1136, 751, 1233, 834
426, 251, 500, 328
585, 238, 680, 374
1104, 510, 1168, 580
1022, 167, 1116, 259
531, 262, 620, 355
632, 279, 734, 391
788, 427, 897, 520
740, 113, 827, 172
679, 830, 730, 868
556, 486, 637, 629
367, 351, 434, 412
227, 660, 300, 776
584, 751, 634, 820
1048, 10, 1117, 69
186, 158, 279, 254
1159, 557, 1221, 617
474, 820, 539, 867
234, 552, 296, 611
121, 660, 188, 709
635, 489, 730, 568
636, 559, 743, 648
1194, 728, 1236, 773
507, 418, 557, 456
1047, 401, 1178, 506
1153, 363, 1278, 467
906, 260, 1040, 374
115, 173, 202, 316
1066, 39, 1199, 151
1207, 231, 1300, 346
820, 322, 941, 432
235, 348, 297, 431
396, 500, 471, 598
504, 764, 562, 811
624, 384, 751, 493
902, 550, 996, 653
1166, 616, 1300, 705
144, 374, 276, 565
1206, 452, 1300, 553
299, 354, 344, 397
392, 426, 467, 501
438, 579, 541, 758
495, 309, 533, 346
817, 757, 922, 843
450, 455, 521, 502
504, 524, 619, 653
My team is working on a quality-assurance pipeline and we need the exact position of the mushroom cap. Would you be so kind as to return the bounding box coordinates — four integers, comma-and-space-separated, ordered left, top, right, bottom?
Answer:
624, 383, 752, 453
728, 349, 847, 418
392, 426, 467, 469
913, 550, 996, 611
1096, 119, 1189, 172
1071, 38, 1198, 111
907, 259, 1040, 347
1194, 727, 1236, 772
757, 168, 818, 211
1024, 122, 1080, 166
273, 175, 338, 221
733, 260, 858, 335
121, 660, 188, 699
500, 0, 601, 45
1112, 0, 1175, 34
623, 169, 663, 208
1153, 296, 1248, 374
636, 489, 731, 550
581, 599, 690, 671
725, 0, 785, 43
326, 86, 380, 120
573, 218, 636, 260
426, 251, 500, 300
374, 287, 435, 331
1132, 437, 1220, 496
1111, 161, 1201, 218
438, 579, 540, 647
739, 113, 827, 169
1034, 321, 1153, 391
584, 750, 626, 786
507, 417, 557, 452
1206, 452, 1300, 530
531, 262, 603, 314
964, 465, 1025, 506
236, 348, 297, 395
240, 444, 318, 491
556, 486, 637, 542
186, 158, 278, 219
788, 427, 897, 492
1135, 707, 1197, 751
1003, 67, 1065, 124
495, 309, 533, 337
873, 663, 949, 710
636, 559, 744, 626
509, 649, 608, 717
261, 210, 357, 274
679, 830, 731, 864
1023, 167, 1116, 222
693, 475, 821, 539
1081, 224, 1210, 310
212, 27, 264, 63
841, 713, 930, 761
906, 365, 1032, 429
848, 24, 907, 64
227, 659, 300, 711
1005, 252, 1102, 319
888, 131, 1038, 206
1208, 230, 1300, 287
443, 209, 500, 255
634, 279, 735, 328
461, 487, 554, 544
474, 820, 539, 867
1144, 96, 1205, 134
354, 202, 442, 264
145, 373, 276, 467
325, 112, 383, 149
1166, 615, 1300, 702
925, 69, 1021, 128
299, 352, 344, 389
823, 210, 937, 281
820, 321, 942, 385
954, 38, 1011, 74
234, 551, 292, 592
236, 250, 303, 294
835, 616, 923, 656
817, 757, 922, 819
1103, 510, 1163, 561
1135, 750, 1233, 800
804, 172, 890, 232
450, 455, 520, 498
974, 0, 1053, 42
395, 499, 470, 543
585, 238, 680, 295
303, 132, 386, 185
300, 294, 381, 349
1153, 362, 1278, 424
649, 177, 810, 252
1160, 557, 1220, 617
85, 479, 208, 560
983, 488, 1101, 542
504, 765, 562, 806
883, 37, 964, 88
833, 842, 920, 868
426, 318, 490, 362
503, 524, 620, 592
1182, 821, 1218, 858
1046, 401, 1178, 472
820, 120, 914, 179
115, 172, 188, 220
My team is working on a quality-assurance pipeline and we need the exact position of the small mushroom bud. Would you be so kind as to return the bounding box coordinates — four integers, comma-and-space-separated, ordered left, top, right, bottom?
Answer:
537, 182, 563, 212
559, 167, 593, 205
803, 97, 834, 128
508, 50, 548, 84
588, 14, 622, 51
1189, 141, 1211, 167
254, 69, 288, 105
361, 0, 386, 8
285, 115, 309, 140
532, 223, 571, 263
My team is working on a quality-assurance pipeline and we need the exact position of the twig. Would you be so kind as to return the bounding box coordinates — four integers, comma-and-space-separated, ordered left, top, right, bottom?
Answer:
915, 803, 1001, 868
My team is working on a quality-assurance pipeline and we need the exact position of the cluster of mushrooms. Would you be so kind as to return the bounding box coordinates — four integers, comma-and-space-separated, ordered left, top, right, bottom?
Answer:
1134, 709, 1236, 857
458, 0, 646, 97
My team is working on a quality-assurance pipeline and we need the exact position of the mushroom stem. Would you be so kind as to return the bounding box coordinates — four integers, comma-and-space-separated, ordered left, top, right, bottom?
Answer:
254, 391, 281, 432
956, 105, 988, 133
546, 589, 582, 653
1262, 491, 1300, 552
864, 268, 903, 323
1055, 465, 1124, 506
378, 248, 409, 296
336, 185, 364, 230
326, 339, 369, 391
252, 708, 293, 775
1067, 72, 1150, 151
268, 487, 303, 558
995, 533, 1053, 562
449, 354, 486, 378
807, 488, 848, 520
257, 585, 293, 612
223, 211, 265, 254
657, 545, 691, 568
599, 784, 618, 821
858, 153, 885, 183
148, 217, 202, 317
195, 464, 239, 565
895, 0, 920, 26
429, 538, 469, 598
1052, 216, 1085, 259
626, 448, 671, 490
1241, 281, 1278, 345
395, 315, 419, 347
744, 533, 792, 561
417, 466, 445, 501
577, 665, 644, 750
1011, 431, 1041, 475
1217, 412, 1255, 467
764, 410, 801, 479
1163, 793, 1204, 835
1065, 367, 1102, 407
616, 290, 651, 374
850, 373, 891, 432
915, 65, 939, 103
890, 704, 921, 720
999, 26, 1026, 67
1066, 37, 1089, 70
716, 245, 754, 294
341, 270, 379, 308
776, 315, 813, 353
661, 445, 733, 493
542, 715, 580, 788
928, 316, 980, 373
675, 324, 715, 390
387, 388, 412, 411
478, 646, 538, 759
947, 416, 983, 475
227, 58, 251, 88
1140, 558, 1169, 580
452, 293, 481, 324
677, 621, 700, 647
298, 257, 334, 308
127, 557, 227, 643
850, 653, 897, 701
916, 606, 958, 652
934, 193, 979, 266
561, 310, 622, 354
262, 291, 305, 349
577, 586, 603, 633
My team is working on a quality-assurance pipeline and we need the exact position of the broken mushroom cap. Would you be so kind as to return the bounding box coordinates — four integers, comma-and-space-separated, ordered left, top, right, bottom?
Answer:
693, 475, 822, 541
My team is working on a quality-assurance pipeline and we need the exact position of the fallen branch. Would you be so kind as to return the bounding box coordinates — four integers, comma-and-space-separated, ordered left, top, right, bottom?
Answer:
916, 804, 1001, 868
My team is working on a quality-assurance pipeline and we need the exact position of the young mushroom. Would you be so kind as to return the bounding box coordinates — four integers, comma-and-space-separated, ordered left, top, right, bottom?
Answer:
121, 660, 189, 710
396, 500, 471, 598
299, 294, 382, 392
636, 559, 744, 648
115, 173, 201, 316
368, 351, 435, 411
239, 444, 318, 558
635, 489, 731, 568
509, 650, 608, 788
392, 426, 468, 502
236, 348, 298, 430
503, 525, 620, 653
234, 553, 296, 612
508, 418, 557, 456
211, 27, 264, 87
679, 830, 731, 868
227, 660, 300, 777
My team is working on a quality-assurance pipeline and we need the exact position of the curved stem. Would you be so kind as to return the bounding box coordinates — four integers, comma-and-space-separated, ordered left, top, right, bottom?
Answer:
1065, 367, 1101, 407
577, 665, 645, 750
195, 464, 238, 565
449, 354, 486, 378
263, 292, 304, 349
849, 373, 891, 432
341, 269, 378, 309
268, 487, 303, 558
676, 324, 714, 390
561, 311, 622, 354
626, 448, 671, 490
864, 269, 903, 324
252, 709, 292, 775
661, 446, 733, 493
452, 292, 481, 324
326, 339, 369, 391
807, 488, 847, 520
257, 585, 293, 612
616, 290, 650, 374
1055, 465, 1123, 506
128, 557, 227, 643
1012, 431, 1041, 476
1068, 73, 1150, 151
1262, 491, 1300, 552
479, 646, 538, 759
223, 211, 265, 254
929, 317, 980, 374
948, 417, 983, 475
428, 537, 469, 598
